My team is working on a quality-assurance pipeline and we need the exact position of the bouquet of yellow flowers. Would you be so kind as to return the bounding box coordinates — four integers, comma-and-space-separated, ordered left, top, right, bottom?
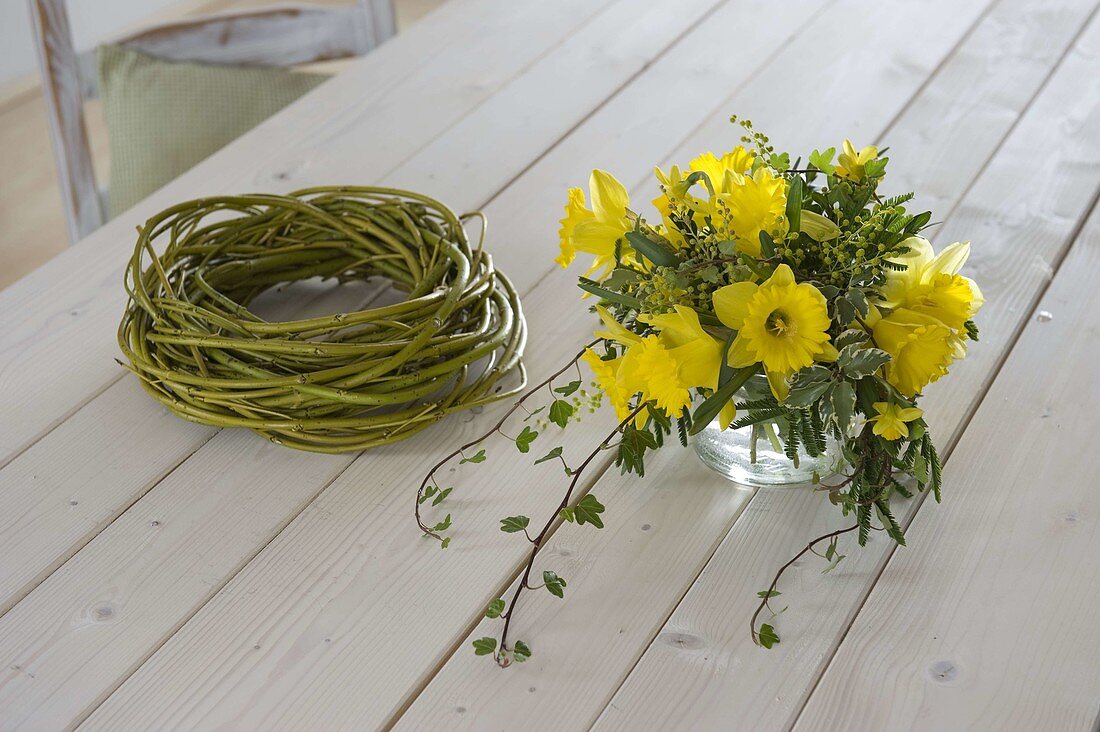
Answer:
416, 117, 982, 665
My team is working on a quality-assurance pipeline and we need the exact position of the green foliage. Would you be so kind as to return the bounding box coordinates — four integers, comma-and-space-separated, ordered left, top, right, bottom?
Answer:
472, 637, 497, 656
616, 425, 658, 477
554, 380, 582, 397
543, 570, 567, 598
512, 640, 532, 663
460, 449, 486, 464
515, 426, 538, 453
485, 598, 505, 619
758, 624, 780, 649
534, 446, 564, 465
574, 494, 606, 528
500, 515, 530, 534
549, 399, 575, 428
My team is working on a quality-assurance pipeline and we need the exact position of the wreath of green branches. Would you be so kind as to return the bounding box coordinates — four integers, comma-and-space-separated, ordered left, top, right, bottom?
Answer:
118, 186, 527, 452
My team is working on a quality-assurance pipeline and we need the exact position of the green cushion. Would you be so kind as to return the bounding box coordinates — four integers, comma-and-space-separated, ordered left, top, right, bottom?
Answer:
97, 44, 327, 216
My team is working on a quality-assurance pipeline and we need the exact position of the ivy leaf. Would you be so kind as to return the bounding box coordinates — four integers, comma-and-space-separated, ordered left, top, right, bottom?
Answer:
534, 446, 564, 465
500, 515, 530, 533
432, 514, 452, 532
440, 537, 451, 549
559, 506, 575, 523
472, 637, 497, 656
512, 640, 532, 663
615, 426, 657, 477
431, 487, 453, 507
757, 589, 781, 599
574, 494, 605, 528
543, 570, 567, 598
485, 598, 505, 619
549, 399, 575, 428
831, 381, 856, 432
418, 485, 438, 505
553, 380, 582, 397
758, 623, 780, 649
515, 426, 538, 454
460, 449, 487, 464
838, 345, 890, 378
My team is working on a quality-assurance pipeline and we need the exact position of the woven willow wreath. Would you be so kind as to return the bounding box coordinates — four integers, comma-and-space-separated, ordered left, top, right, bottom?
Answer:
118, 186, 527, 452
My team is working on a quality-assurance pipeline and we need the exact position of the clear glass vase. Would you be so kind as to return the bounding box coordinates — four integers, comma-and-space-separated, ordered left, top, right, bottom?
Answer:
692, 375, 842, 487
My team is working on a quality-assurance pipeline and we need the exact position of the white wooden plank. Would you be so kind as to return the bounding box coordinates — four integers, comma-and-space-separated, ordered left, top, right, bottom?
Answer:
796, 200, 1100, 732
0, 0, 616, 470
0, 434, 352, 730
69, 0, 848, 727
595, 5, 1100, 730
0, 0, 740, 727
4, 0, 704, 611
0, 278, 380, 617
397, 0, 1097, 724
76, 0, 1017, 728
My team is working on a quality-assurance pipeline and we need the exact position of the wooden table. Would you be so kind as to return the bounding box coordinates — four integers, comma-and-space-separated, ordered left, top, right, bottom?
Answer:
2, 0, 1099, 728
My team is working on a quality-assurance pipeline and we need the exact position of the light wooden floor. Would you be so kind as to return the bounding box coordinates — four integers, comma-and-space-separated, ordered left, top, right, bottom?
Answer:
0, 0, 442, 291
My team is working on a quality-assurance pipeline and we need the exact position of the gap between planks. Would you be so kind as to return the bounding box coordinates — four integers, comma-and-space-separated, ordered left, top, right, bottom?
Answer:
787, 3, 1100, 723
0, 0, 644, 620
588, 2, 1100, 727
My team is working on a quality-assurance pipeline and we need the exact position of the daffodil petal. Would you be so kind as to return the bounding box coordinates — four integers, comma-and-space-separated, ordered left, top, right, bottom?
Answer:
726, 334, 757, 367
713, 282, 758, 328
766, 369, 790, 402
925, 241, 970, 278
816, 342, 839, 362
769, 264, 795, 287
719, 399, 737, 430
589, 169, 630, 225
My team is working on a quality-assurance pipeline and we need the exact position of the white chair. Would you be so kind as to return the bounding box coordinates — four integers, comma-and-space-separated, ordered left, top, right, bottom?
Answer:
28, 0, 397, 243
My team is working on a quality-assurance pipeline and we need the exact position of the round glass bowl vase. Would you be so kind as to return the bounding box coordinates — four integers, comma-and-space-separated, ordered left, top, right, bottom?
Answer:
692, 376, 842, 487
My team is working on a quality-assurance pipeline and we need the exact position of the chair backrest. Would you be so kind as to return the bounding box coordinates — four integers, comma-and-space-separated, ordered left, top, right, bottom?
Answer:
28, 0, 397, 243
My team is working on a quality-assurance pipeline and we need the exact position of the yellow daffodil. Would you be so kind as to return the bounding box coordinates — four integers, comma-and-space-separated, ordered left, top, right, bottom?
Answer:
641, 305, 723, 390
593, 304, 641, 347
873, 308, 955, 396
870, 402, 923, 441
582, 349, 633, 422
834, 139, 878, 181
880, 236, 983, 330
688, 147, 755, 194
719, 167, 788, 256
712, 264, 836, 401
619, 335, 694, 418
555, 187, 590, 268
557, 170, 634, 279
